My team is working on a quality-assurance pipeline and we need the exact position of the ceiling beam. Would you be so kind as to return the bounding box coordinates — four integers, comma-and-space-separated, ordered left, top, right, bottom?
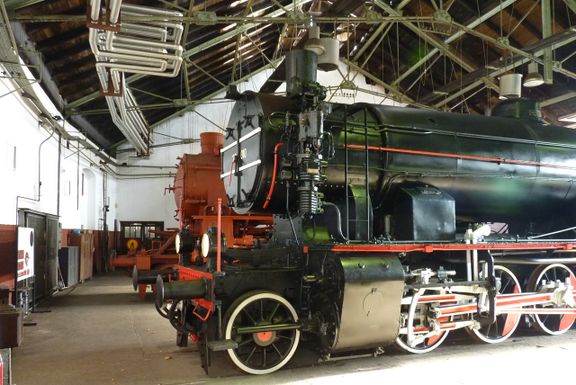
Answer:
426, 30, 576, 106
4, 0, 46, 11
342, 59, 433, 110
149, 58, 282, 130
374, 0, 499, 94
352, 0, 412, 62
563, 0, 576, 15
542, 0, 553, 84
230, 0, 256, 82
180, 0, 198, 101
540, 91, 576, 107
391, 0, 518, 86
374, 1, 477, 73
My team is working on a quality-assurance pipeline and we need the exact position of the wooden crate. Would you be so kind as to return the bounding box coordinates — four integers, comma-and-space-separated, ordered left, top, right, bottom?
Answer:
80, 231, 94, 281
67, 230, 94, 282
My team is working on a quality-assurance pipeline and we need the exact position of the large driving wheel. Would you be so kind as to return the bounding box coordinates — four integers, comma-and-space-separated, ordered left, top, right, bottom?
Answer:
224, 291, 300, 374
527, 263, 576, 335
468, 265, 521, 343
394, 289, 450, 354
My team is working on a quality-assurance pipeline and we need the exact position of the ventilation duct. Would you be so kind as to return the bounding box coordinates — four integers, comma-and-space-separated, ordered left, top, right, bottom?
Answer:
87, 0, 184, 155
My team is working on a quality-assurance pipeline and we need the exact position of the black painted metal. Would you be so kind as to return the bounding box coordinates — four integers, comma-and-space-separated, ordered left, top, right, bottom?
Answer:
132, 266, 176, 290
393, 186, 456, 240
156, 276, 208, 308
223, 94, 576, 228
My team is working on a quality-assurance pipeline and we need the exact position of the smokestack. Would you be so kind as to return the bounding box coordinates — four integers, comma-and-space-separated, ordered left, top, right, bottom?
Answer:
285, 49, 318, 97
200, 132, 223, 155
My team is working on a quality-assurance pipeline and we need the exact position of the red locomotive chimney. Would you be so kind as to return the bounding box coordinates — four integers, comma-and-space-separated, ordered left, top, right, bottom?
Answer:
200, 132, 224, 155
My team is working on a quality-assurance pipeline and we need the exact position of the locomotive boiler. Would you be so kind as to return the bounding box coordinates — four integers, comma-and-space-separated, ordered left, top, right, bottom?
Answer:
155, 50, 576, 375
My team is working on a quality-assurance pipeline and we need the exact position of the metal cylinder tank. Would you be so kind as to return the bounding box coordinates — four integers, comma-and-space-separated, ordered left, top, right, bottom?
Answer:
221, 93, 576, 226
285, 50, 318, 96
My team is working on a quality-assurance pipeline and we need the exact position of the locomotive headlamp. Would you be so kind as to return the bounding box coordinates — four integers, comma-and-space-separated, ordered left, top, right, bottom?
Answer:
175, 229, 195, 254
200, 232, 210, 259
200, 227, 227, 258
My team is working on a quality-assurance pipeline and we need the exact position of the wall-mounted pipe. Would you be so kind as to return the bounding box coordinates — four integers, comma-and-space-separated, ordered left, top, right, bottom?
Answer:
37, 125, 55, 200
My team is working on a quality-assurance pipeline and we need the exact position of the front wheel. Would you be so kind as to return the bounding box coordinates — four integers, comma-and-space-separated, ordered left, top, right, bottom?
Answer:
224, 290, 300, 374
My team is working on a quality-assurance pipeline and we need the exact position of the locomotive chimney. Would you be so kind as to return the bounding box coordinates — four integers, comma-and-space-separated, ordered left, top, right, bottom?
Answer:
285, 49, 318, 97
200, 132, 224, 156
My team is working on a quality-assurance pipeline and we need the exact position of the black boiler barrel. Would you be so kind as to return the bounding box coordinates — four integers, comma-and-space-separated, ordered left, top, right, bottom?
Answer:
222, 93, 576, 222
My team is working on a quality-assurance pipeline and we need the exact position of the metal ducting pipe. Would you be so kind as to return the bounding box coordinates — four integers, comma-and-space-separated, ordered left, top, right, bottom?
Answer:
88, 0, 184, 153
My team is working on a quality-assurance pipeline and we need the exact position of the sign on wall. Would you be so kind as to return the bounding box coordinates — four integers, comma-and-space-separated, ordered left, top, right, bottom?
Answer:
17, 227, 34, 282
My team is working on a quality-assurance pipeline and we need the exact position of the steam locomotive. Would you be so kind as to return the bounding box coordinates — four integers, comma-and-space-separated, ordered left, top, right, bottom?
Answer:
150, 50, 576, 375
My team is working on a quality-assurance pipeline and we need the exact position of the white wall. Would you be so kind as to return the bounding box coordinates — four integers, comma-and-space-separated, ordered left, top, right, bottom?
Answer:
114, 60, 401, 227
0, 76, 117, 230
2, 52, 402, 233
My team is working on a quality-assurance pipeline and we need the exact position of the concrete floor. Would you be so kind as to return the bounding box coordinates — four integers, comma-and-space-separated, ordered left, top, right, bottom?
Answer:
12, 273, 576, 385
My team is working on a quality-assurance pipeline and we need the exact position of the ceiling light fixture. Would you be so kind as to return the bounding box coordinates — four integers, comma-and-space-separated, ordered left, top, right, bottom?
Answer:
304, 24, 325, 56
499, 73, 523, 100
523, 62, 545, 88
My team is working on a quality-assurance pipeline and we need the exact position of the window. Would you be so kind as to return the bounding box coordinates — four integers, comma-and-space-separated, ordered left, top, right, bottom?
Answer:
124, 224, 141, 239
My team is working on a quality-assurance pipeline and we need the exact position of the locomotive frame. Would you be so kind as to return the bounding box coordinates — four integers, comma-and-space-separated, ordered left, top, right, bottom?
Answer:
152, 50, 576, 375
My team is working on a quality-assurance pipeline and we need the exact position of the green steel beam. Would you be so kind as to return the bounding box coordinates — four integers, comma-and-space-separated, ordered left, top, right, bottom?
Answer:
542, 0, 553, 84
149, 58, 282, 130
342, 58, 434, 110
390, 0, 518, 87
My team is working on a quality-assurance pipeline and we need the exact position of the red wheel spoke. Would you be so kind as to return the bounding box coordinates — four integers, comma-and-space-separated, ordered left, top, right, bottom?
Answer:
426, 333, 443, 347
559, 314, 576, 331
502, 313, 521, 337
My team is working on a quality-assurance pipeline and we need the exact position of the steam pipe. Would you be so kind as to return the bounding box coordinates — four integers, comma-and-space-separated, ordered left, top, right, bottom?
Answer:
90, 0, 101, 21
322, 202, 348, 242
88, 0, 184, 153
56, 132, 62, 218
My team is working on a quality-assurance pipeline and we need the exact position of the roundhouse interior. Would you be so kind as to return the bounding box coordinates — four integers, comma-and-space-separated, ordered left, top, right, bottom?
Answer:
1, 1, 576, 384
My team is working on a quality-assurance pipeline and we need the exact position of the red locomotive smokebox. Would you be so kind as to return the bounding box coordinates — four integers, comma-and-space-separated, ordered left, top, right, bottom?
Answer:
0, 304, 22, 348
173, 132, 227, 223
